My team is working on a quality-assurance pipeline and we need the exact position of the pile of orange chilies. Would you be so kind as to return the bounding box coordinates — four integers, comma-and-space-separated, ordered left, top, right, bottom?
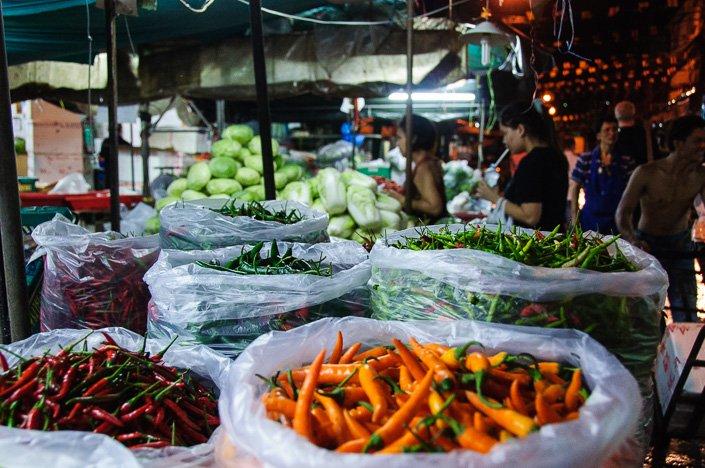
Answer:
259, 332, 590, 454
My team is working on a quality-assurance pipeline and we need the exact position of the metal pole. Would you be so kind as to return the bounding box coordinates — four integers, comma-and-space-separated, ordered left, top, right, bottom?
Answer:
139, 106, 151, 198
129, 122, 135, 191
249, 0, 276, 200
216, 100, 225, 137
478, 99, 486, 168
403, 0, 414, 212
105, 0, 120, 230
0, 4, 30, 342
0, 231, 11, 344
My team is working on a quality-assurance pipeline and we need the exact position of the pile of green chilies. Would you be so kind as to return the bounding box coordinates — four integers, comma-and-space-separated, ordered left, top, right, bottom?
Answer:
0, 333, 219, 449
196, 241, 333, 276
214, 200, 303, 224
391, 225, 637, 272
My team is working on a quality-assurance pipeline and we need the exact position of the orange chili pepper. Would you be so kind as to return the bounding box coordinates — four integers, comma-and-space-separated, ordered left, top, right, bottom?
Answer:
364, 421, 382, 433
263, 391, 297, 420
311, 406, 336, 447
395, 393, 410, 408
428, 390, 448, 429
339, 342, 362, 364
533, 378, 548, 394
474, 411, 488, 433
565, 369, 583, 412
344, 410, 371, 439
391, 338, 426, 381
424, 343, 450, 356
286, 364, 359, 385
293, 349, 325, 442
349, 405, 372, 422
465, 352, 490, 373
337, 386, 369, 407
359, 364, 389, 424
456, 424, 498, 454
398, 365, 413, 393
353, 346, 388, 362
466, 391, 537, 437
336, 438, 366, 453
535, 392, 561, 425
409, 338, 455, 390
510, 379, 528, 415
488, 368, 532, 386
329, 331, 344, 364
538, 361, 561, 375
488, 352, 508, 367
376, 417, 426, 454
544, 372, 567, 385
499, 430, 514, 443
542, 384, 566, 404
566, 411, 580, 421
315, 393, 348, 445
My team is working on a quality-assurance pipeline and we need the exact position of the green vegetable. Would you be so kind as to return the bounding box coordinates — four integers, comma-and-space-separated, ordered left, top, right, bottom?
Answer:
222, 124, 254, 144
156, 196, 179, 212
379, 209, 401, 229
209, 157, 238, 178
236, 167, 261, 187
341, 169, 376, 190
280, 181, 313, 206
214, 200, 304, 224
232, 191, 258, 202
346, 186, 381, 230
248, 135, 280, 156
309, 176, 320, 199
311, 198, 326, 213
274, 171, 289, 190
181, 189, 207, 201
166, 178, 188, 198
376, 193, 402, 213
239, 148, 252, 160
244, 185, 265, 202
328, 214, 356, 239
144, 215, 161, 234
209, 194, 231, 199
186, 162, 212, 191
318, 168, 347, 215
211, 138, 242, 159
206, 178, 243, 196
280, 163, 304, 183
244, 153, 278, 175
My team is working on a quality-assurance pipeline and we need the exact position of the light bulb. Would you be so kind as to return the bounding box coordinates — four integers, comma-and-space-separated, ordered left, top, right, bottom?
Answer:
480, 37, 490, 66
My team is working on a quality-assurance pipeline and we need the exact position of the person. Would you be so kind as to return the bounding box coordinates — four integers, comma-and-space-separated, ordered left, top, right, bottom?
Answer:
614, 101, 649, 167
570, 117, 635, 234
384, 114, 446, 223
616, 115, 705, 322
95, 124, 129, 190
475, 102, 568, 231
563, 135, 579, 223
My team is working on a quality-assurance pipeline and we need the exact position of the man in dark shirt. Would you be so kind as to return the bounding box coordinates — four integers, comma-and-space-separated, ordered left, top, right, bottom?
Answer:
614, 101, 649, 167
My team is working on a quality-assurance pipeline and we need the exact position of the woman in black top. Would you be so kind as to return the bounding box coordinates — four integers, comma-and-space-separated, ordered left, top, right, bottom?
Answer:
476, 102, 568, 231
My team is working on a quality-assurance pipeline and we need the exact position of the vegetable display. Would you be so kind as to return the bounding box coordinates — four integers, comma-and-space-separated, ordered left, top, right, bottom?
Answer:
214, 200, 304, 224
0, 332, 219, 448
259, 331, 589, 454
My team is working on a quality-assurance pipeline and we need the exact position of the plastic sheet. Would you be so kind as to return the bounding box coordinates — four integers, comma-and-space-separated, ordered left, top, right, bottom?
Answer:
31, 215, 159, 334
145, 241, 370, 357
0, 327, 232, 468
221, 316, 642, 468
159, 199, 329, 250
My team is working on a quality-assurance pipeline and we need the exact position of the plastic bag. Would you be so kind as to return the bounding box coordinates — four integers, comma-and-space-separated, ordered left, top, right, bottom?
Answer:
49, 172, 91, 194
120, 202, 157, 237
369, 224, 667, 388
220, 316, 642, 468
145, 241, 371, 357
32, 215, 160, 334
159, 199, 329, 250
0, 327, 232, 468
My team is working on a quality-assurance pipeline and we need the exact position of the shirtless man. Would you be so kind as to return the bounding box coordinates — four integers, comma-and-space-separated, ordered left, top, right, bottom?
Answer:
616, 115, 705, 322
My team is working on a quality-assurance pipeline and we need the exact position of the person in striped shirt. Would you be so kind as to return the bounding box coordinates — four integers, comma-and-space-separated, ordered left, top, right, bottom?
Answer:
569, 116, 635, 234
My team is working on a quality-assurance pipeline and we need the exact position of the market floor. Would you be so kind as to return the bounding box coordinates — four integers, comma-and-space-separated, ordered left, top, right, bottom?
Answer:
644, 438, 705, 467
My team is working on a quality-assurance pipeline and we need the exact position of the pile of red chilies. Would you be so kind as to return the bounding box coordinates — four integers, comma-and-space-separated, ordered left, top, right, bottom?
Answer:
0, 333, 219, 449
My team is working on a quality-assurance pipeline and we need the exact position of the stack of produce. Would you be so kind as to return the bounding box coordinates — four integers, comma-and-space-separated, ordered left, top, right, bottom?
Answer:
221, 317, 642, 467
280, 168, 407, 243
369, 224, 667, 394
32, 215, 159, 335
443, 160, 480, 202
145, 241, 371, 357
159, 200, 328, 250
0, 327, 230, 466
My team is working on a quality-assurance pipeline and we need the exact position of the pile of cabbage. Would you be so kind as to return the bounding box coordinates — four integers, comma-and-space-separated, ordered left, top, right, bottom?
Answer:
145, 125, 304, 233
279, 168, 410, 242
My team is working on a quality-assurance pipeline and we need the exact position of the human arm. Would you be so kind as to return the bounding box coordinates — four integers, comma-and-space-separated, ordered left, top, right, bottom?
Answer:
475, 180, 542, 227
386, 168, 444, 218
569, 181, 581, 222
615, 166, 648, 249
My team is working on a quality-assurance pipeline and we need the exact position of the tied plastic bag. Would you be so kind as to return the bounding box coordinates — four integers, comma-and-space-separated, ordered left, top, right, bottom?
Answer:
159, 199, 329, 250
220, 317, 642, 468
145, 241, 371, 357
32, 215, 160, 334
49, 172, 91, 194
0, 327, 232, 468
120, 202, 157, 237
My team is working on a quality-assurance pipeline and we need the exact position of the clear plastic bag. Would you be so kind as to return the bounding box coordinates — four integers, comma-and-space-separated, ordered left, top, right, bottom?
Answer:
120, 202, 157, 237
0, 327, 232, 468
220, 316, 642, 468
159, 199, 329, 250
31, 215, 160, 334
145, 241, 371, 357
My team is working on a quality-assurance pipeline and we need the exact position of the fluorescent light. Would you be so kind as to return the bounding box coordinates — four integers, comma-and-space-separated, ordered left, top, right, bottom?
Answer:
388, 92, 476, 102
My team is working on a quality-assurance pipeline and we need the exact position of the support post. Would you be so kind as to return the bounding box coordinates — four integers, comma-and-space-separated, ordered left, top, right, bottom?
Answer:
129, 122, 135, 191
105, 0, 120, 230
0, 3, 30, 342
216, 99, 225, 136
403, 0, 414, 212
249, 0, 276, 200
140, 106, 151, 197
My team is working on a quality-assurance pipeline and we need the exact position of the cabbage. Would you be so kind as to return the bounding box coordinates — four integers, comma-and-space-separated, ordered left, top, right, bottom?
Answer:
244, 185, 265, 202
244, 153, 278, 175
318, 168, 347, 215
209, 194, 231, 199
376, 193, 402, 213
181, 189, 207, 201
206, 178, 243, 195
232, 190, 258, 202
346, 185, 381, 230
166, 178, 188, 198
351, 227, 376, 244
274, 171, 288, 190
209, 157, 238, 178
280, 163, 304, 182
144, 215, 161, 235
280, 181, 313, 206
248, 135, 280, 156
186, 162, 212, 190
222, 124, 254, 144
327, 214, 356, 239
379, 209, 401, 229
309, 176, 320, 199
211, 138, 242, 159
235, 167, 261, 187
274, 154, 284, 170
311, 198, 326, 213
239, 148, 252, 160
341, 169, 377, 191
155, 196, 178, 212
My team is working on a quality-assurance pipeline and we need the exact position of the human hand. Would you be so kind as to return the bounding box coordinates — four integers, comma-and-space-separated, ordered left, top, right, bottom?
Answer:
385, 189, 404, 202
475, 180, 500, 204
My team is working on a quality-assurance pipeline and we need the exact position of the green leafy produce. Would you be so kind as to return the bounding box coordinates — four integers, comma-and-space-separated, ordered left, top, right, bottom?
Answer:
244, 153, 277, 175
206, 178, 243, 195
248, 135, 279, 156
376, 193, 402, 213
186, 161, 212, 190
197, 241, 332, 276
144, 215, 160, 234
210, 194, 231, 199
318, 168, 347, 215
308, 176, 320, 199
236, 167, 261, 187
181, 189, 208, 201
341, 169, 376, 190
274, 171, 288, 190
311, 198, 326, 214
346, 185, 381, 230
211, 138, 242, 159
232, 191, 258, 202
214, 200, 304, 224
281, 181, 313, 206
222, 124, 254, 144
209, 156, 239, 178
155, 195, 179, 212
280, 163, 303, 183
239, 147, 252, 160
244, 185, 265, 201
166, 178, 188, 197
327, 214, 356, 239
379, 209, 401, 229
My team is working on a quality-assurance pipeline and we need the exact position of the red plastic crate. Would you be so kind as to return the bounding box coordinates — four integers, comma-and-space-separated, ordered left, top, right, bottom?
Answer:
66, 191, 144, 213
20, 192, 69, 207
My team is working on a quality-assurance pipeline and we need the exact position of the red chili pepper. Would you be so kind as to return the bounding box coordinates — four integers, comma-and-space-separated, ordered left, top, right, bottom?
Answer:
6, 379, 37, 404
45, 399, 61, 419
153, 407, 165, 427
121, 402, 153, 423
116, 432, 151, 442
84, 378, 110, 397
163, 398, 200, 431
89, 407, 125, 428
129, 440, 170, 449
179, 423, 208, 444
100, 332, 118, 347
67, 402, 84, 420
93, 421, 113, 434
0, 361, 41, 398
0, 351, 8, 371
23, 406, 44, 430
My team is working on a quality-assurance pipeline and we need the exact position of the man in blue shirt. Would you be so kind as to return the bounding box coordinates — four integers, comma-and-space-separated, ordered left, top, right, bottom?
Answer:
569, 117, 635, 234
